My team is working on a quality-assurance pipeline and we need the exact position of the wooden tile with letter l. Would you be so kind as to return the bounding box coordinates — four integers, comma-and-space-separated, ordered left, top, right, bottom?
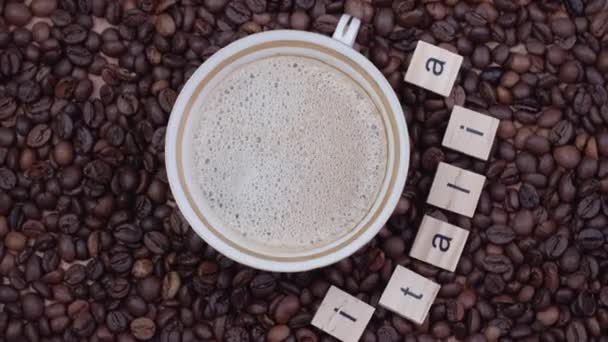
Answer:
442, 106, 499, 161
404, 41, 463, 97
311, 286, 375, 342
427, 162, 485, 218
378, 265, 440, 325
410, 215, 470, 272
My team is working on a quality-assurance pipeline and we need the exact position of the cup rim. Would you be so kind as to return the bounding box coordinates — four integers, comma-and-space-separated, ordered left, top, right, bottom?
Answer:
165, 29, 410, 272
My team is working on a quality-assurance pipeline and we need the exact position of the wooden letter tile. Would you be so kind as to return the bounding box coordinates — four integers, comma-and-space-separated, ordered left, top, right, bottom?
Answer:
410, 215, 470, 272
404, 41, 463, 97
312, 286, 375, 342
442, 106, 499, 160
427, 162, 485, 218
378, 265, 440, 324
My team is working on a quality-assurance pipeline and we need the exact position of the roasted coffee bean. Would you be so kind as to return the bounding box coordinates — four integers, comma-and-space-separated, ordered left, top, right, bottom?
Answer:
554, 145, 581, 169
576, 228, 604, 250
64, 264, 87, 285
519, 183, 540, 209
66, 46, 93, 66
27, 124, 52, 148
22, 293, 44, 320
0, 168, 17, 190
0, 285, 19, 302
550, 120, 574, 146
250, 273, 276, 298
225, 1, 251, 24
131, 317, 156, 340
544, 234, 568, 259
117, 93, 139, 115
482, 255, 512, 273
5, 3, 32, 26
485, 225, 515, 244
106, 310, 128, 333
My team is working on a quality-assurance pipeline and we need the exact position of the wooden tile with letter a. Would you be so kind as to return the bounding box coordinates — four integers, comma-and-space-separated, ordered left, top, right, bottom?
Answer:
379, 265, 440, 325
427, 162, 485, 218
311, 286, 375, 342
442, 106, 499, 160
404, 41, 463, 97
410, 215, 470, 272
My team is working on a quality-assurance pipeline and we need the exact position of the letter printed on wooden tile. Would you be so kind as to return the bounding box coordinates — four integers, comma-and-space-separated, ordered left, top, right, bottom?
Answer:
379, 265, 440, 325
409, 215, 470, 272
427, 162, 485, 218
404, 41, 463, 97
312, 286, 375, 342
442, 106, 499, 160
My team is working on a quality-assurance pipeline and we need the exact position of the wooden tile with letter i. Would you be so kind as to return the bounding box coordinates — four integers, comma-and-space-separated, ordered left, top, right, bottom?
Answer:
404, 41, 463, 97
311, 286, 375, 342
379, 265, 440, 325
410, 215, 470, 272
442, 106, 499, 160
427, 162, 485, 218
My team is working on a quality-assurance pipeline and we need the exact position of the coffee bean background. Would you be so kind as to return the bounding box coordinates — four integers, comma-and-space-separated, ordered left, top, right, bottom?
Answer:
1, 0, 608, 341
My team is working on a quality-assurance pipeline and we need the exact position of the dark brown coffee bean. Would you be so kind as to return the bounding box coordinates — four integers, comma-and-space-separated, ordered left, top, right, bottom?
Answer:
431, 20, 456, 42
137, 276, 161, 302
245, 0, 266, 13
518, 183, 539, 209
313, 14, 339, 34
374, 8, 394, 37
130, 317, 156, 340
577, 195, 601, 219
157, 88, 176, 113
525, 135, 551, 155
250, 273, 276, 298
576, 228, 604, 250
512, 209, 534, 235
117, 93, 139, 115
5, 3, 32, 26
273, 294, 300, 324
65, 46, 93, 66
106, 310, 128, 333
289, 10, 310, 30
482, 255, 512, 273
590, 10, 608, 37
225, 1, 251, 24
554, 145, 581, 169
62, 24, 87, 44
123, 9, 149, 27
31, 0, 58, 16
485, 225, 515, 244
64, 264, 87, 285
566, 320, 587, 342
0, 167, 17, 191
109, 252, 133, 273
143, 231, 169, 254
0, 285, 19, 302
155, 13, 176, 37
0, 97, 18, 120
26, 124, 52, 148
22, 293, 44, 320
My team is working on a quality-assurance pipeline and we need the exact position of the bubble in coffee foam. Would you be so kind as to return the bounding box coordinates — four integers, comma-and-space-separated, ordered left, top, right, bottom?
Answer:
194, 56, 387, 249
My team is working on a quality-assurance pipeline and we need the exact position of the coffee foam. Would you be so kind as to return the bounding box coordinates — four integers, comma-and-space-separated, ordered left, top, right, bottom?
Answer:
193, 55, 387, 250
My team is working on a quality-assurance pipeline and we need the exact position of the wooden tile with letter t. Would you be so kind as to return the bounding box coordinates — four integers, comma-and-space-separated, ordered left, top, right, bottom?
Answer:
410, 215, 470, 272
379, 265, 440, 325
427, 162, 486, 218
404, 41, 463, 97
311, 286, 375, 342
442, 106, 499, 160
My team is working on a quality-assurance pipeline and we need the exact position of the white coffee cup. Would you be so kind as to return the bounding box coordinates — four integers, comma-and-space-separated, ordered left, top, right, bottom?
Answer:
165, 15, 410, 272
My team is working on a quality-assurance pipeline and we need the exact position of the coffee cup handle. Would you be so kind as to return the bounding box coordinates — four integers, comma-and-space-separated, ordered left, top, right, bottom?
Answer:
332, 14, 361, 47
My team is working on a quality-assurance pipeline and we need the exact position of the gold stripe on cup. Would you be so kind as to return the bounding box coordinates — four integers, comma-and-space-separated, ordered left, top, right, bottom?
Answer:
176, 40, 400, 262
